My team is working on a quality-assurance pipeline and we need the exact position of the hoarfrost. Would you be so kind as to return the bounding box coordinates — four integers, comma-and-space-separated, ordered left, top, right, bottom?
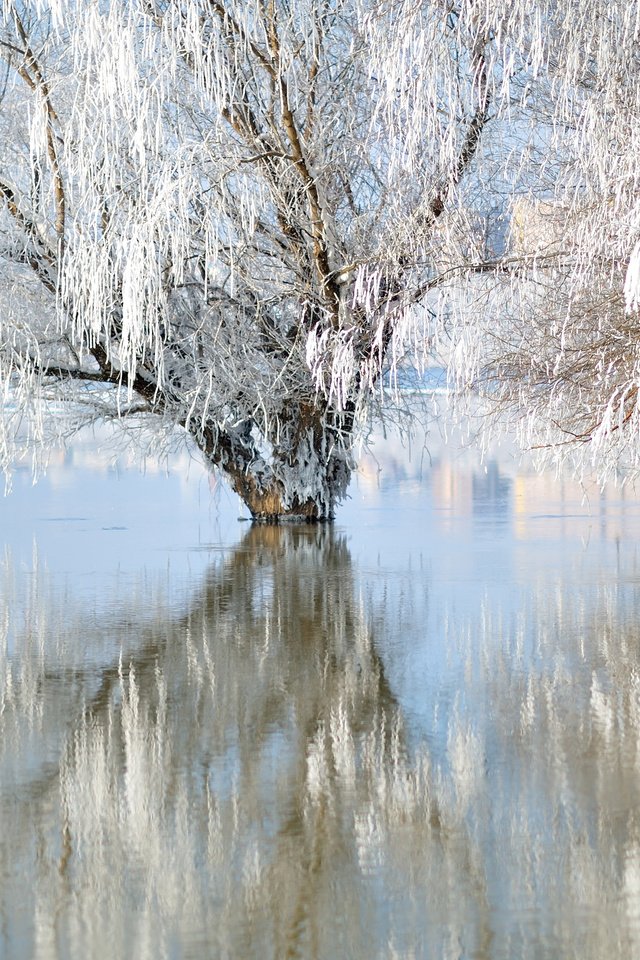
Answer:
2, 0, 640, 514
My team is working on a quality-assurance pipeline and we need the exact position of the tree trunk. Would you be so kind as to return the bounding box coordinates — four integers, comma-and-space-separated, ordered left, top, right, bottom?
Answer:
220, 445, 351, 522
226, 473, 324, 523
197, 403, 354, 523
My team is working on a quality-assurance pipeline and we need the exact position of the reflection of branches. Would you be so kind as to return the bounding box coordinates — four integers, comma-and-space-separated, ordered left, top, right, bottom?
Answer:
5, 523, 640, 956
0, 525, 489, 959
0, 525, 403, 814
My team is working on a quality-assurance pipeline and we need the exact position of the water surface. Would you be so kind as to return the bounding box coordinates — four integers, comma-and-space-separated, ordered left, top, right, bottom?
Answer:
2, 427, 640, 958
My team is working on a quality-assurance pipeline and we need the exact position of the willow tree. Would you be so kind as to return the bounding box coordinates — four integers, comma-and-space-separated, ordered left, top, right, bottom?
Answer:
1, 0, 639, 519
443, 2, 640, 483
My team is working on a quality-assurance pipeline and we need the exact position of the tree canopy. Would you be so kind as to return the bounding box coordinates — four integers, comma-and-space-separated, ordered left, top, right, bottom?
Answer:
1, 0, 639, 517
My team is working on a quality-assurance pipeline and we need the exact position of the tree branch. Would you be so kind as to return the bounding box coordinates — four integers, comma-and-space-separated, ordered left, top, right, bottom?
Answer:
209, 1, 276, 77
12, 10, 66, 246
0, 178, 57, 292
36, 363, 119, 384
263, 0, 340, 321
425, 41, 492, 226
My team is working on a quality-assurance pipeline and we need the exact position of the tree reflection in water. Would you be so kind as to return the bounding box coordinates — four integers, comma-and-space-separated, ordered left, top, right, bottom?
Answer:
1, 525, 640, 958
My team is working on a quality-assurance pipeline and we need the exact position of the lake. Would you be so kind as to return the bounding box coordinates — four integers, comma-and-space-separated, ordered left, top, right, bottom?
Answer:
2, 421, 640, 959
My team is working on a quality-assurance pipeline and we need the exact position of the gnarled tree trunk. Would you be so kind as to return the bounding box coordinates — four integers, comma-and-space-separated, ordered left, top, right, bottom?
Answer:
198, 400, 355, 522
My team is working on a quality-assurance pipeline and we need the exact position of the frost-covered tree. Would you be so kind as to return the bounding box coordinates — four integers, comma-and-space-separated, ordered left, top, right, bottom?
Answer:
444, 3, 640, 482
1, 0, 640, 519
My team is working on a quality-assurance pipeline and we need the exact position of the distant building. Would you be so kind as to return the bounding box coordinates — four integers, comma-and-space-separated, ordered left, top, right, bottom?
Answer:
509, 197, 569, 257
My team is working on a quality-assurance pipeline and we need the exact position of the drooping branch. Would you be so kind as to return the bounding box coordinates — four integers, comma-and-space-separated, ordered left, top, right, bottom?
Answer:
351, 32, 495, 392
153, 2, 341, 323
10, 9, 66, 245
0, 178, 57, 291
426, 41, 492, 225
262, 0, 340, 320
209, 0, 276, 76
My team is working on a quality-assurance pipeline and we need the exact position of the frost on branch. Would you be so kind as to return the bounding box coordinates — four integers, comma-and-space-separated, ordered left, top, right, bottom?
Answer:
2, 0, 640, 515
624, 242, 640, 314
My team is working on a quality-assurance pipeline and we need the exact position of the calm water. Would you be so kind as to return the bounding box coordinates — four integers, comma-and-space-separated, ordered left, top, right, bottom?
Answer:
3, 426, 640, 958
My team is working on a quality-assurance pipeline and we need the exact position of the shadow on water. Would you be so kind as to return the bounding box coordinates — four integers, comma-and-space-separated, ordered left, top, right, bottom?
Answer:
3, 524, 640, 958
